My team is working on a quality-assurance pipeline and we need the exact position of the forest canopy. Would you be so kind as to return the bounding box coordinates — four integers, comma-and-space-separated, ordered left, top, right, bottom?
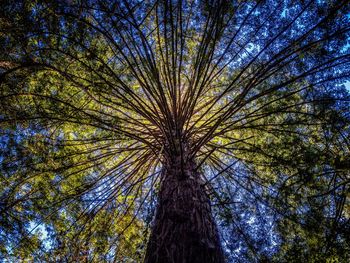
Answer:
0, 0, 350, 262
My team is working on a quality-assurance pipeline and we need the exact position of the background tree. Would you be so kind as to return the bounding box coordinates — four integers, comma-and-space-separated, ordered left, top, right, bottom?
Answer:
0, 0, 349, 262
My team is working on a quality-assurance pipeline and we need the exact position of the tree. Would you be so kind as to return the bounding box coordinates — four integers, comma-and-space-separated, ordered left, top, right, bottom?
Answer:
0, 0, 349, 262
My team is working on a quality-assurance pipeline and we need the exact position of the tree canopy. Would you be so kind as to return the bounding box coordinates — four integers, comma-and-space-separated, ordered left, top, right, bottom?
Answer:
0, 0, 350, 262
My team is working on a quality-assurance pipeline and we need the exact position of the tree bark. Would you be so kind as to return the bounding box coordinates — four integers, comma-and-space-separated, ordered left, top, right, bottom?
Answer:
144, 154, 225, 263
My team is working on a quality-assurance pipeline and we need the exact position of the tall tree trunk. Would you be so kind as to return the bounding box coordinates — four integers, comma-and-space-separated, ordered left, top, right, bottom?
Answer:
144, 153, 225, 263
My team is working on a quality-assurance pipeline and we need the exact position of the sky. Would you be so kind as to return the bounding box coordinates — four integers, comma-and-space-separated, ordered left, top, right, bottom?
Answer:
346, 81, 350, 92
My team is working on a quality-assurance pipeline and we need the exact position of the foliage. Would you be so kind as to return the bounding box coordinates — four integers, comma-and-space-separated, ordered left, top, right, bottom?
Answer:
0, 0, 350, 261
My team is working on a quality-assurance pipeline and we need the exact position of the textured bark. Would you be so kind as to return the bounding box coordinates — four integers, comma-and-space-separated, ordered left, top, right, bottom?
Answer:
144, 154, 225, 263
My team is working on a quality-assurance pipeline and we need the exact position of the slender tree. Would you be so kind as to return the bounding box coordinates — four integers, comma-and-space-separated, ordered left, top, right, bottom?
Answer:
0, 0, 349, 262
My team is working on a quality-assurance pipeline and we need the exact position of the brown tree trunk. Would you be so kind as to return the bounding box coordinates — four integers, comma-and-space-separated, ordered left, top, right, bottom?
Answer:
144, 154, 225, 263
